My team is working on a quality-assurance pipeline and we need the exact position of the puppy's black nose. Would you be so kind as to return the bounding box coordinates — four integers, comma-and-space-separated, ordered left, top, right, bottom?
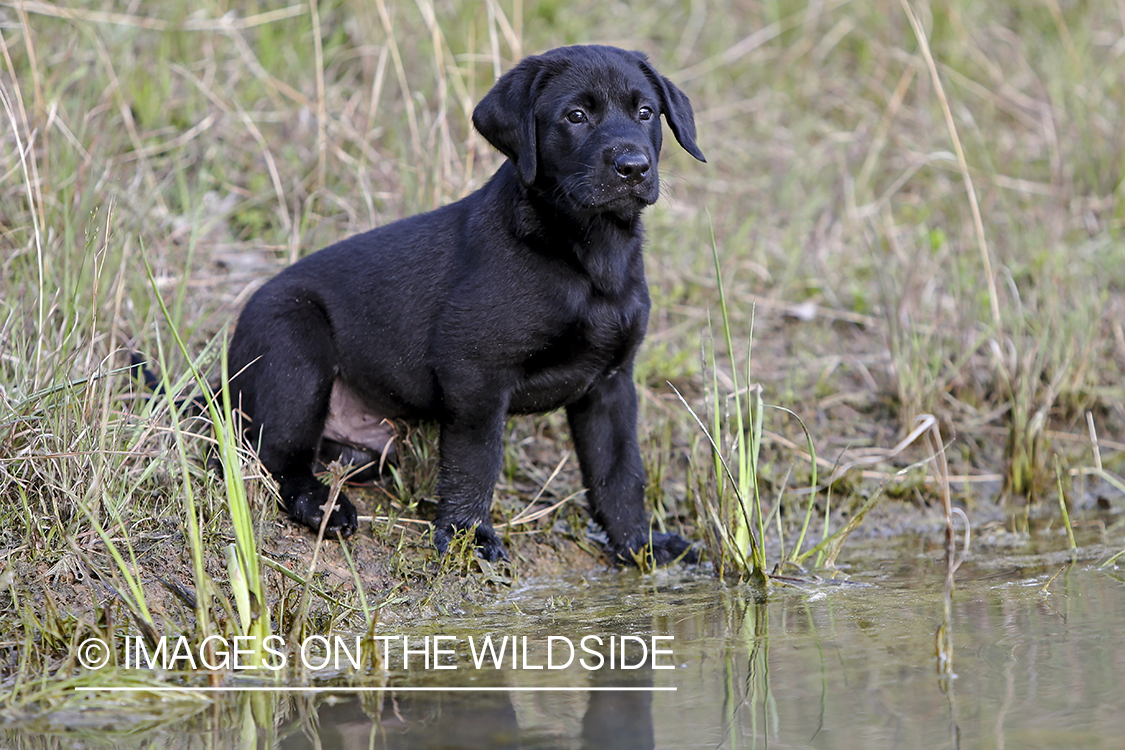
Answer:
614, 152, 650, 185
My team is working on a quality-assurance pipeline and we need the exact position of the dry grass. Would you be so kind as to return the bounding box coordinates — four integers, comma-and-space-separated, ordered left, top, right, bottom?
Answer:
2, 0, 1125, 705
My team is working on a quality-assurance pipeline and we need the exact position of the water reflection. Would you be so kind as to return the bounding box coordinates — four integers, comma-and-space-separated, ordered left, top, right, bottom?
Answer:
6, 540, 1125, 749
267, 559, 1125, 750
276, 677, 659, 750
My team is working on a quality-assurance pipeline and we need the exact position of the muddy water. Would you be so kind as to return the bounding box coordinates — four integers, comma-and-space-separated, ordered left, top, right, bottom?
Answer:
317, 541, 1125, 750
7, 532, 1125, 749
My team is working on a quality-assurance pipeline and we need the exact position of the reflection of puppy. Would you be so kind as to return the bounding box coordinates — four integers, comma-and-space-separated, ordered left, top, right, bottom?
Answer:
227, 45, 705, 563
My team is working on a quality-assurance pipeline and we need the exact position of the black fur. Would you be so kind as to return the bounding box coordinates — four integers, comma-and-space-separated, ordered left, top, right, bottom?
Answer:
226, 45, 705, 563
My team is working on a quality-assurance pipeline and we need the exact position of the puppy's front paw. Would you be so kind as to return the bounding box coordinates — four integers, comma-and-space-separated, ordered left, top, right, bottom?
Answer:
472, 525, 510, 562
614, 530, 697, 567
284, 482, 358, 539
648, 531, 698, 565
433, 521, 510, 562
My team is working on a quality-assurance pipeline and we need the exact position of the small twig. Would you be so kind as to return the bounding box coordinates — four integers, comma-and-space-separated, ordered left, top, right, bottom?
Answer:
497, 492, 580, 529
822, 413, 937, 486
1086, 411, 1103, 471
8, 1, 307, 31
900, 0, 1001, 331
504, 451, 570, 525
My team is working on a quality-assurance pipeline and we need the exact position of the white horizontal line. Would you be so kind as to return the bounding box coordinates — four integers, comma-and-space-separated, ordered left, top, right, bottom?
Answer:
75, 686, 676, 693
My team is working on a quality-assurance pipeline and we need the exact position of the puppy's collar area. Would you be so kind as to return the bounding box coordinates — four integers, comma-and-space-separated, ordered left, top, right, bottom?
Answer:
506, 172, 646, 244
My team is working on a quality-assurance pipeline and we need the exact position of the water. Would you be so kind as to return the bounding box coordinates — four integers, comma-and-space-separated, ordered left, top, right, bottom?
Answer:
336, 547, 1125, 750
6, 534, 1125, 749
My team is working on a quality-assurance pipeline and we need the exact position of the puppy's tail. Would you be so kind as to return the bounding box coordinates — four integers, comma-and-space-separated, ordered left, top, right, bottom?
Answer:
129, 351, 164, 395
128, 351, 224, 476
128, 351, 212, 415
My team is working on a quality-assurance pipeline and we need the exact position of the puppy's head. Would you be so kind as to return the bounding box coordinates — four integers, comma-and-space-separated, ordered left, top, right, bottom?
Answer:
473, 45, 706, 218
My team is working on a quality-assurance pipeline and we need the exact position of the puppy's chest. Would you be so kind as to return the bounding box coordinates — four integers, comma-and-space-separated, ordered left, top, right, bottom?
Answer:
510, 297, 644, 411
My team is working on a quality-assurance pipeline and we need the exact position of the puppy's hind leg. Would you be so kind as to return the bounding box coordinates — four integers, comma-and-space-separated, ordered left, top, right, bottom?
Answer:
227, 292, 359, 538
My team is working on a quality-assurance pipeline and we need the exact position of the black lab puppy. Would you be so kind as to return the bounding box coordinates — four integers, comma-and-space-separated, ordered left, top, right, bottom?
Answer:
227, 45, 706, 564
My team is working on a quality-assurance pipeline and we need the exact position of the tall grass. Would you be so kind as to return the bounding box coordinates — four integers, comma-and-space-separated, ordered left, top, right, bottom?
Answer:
674, 229, 769, 590
676, 221, 839, 593
2, 0, 1124, 705
145, 254, 274, 664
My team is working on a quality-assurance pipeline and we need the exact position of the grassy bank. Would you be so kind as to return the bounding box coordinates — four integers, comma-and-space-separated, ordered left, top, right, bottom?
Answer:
2, 0, 1125, 705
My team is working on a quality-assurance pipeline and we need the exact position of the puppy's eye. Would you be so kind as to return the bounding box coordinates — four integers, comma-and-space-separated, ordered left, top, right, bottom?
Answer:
638, 106, 654, 121
566, 110, 588, 124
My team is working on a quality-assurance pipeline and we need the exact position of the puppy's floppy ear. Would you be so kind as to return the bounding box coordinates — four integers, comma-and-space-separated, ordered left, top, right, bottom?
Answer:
473, 57, 548, 186
634, 55, 707, 163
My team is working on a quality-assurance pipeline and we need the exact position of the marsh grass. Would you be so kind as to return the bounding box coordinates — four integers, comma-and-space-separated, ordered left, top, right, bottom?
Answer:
3, 0, 1125, 719
143, 248, 278, 664
677, 227, 822, 592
